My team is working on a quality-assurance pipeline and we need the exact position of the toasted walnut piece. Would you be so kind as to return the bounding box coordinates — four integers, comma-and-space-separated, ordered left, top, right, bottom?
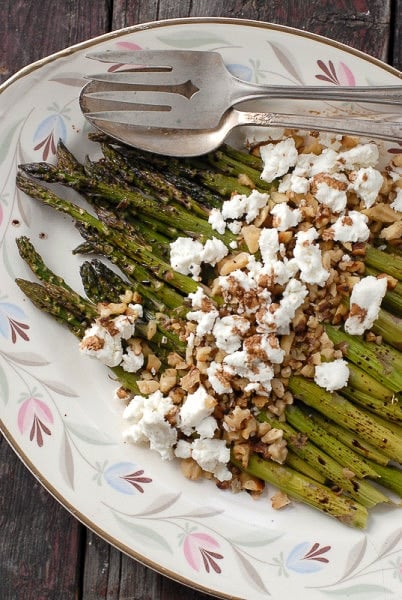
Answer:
392, 153, 402, 167
271, 378, 285, 398
167, 352, 189, 369
261, 428, 283, 444
180, 367, 201, 392
169, 387, 186, 405
271, 490, 291, 510
224, 407, 252, 431
269, 438, 288, 463
239, 471, 265, 492
195, 345, 212, 362
341, 135, 359, 149
137, 379, 160, 394
159, 368, 178, 393
242, 224, 261, 253
232, 443, 251, 468
379, 221, 402, 241
363, 203, 402, 223
238, 172, 255, 188
146, 353, 162, 374
218, 252, 250, 275
180, 458, 203, 480
97, 301, 128, 318
376, 272, 398, 290
252, 395, 269, 409
280, 332, 295, 355
146, 319, 157, 340
128, 337, 143, 356
278, 230, 293, 245
241, 417, 258, 440
270, 191, 289, 204
80, 335, 104, 351
115, 386, 133, 402
299, 363, 315, 378
253, 205, 270, 227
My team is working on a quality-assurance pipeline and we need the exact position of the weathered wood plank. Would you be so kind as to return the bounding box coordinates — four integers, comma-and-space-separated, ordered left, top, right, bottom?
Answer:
112, 0, 392, 61
0, 437, 84, 599
0, 0, 111, 84
393, 0, 402, 71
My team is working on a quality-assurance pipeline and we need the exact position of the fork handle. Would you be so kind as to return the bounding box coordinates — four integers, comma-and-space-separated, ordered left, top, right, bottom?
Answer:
231, 79, 402, 106
235, 110, 402, 143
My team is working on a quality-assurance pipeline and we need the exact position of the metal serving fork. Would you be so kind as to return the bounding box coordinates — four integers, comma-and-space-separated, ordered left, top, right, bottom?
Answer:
79, 49, 402, 156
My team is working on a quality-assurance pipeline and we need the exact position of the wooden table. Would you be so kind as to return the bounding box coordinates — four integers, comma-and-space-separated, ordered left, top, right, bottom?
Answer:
1, 1, 400, 598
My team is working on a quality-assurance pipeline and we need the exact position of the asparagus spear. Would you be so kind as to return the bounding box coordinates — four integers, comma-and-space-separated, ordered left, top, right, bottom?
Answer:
298, 409, 391, 466
288, 376, 402, 462
285, 404, 379, 479
325, 324, 402, 392
16, 173, 201, 297
365, 245, 402, 281
232, 454, 368, 528
258, 412, 389, 508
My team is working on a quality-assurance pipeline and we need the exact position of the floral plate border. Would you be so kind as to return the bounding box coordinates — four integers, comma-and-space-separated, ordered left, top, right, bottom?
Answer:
1, 18, 401, 600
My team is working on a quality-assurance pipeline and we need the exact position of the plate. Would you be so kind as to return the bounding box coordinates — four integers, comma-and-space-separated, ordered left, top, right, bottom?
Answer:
1, 18, 401, 600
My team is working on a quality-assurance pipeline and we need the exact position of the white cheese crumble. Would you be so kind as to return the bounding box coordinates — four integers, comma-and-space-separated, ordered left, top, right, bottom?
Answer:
314, 359, 350, 391
212, 315, 250, 353
313, 178, 348, 213
293, 227, 330, 286
344, 275, 388, 335
350, 167, 383, 208
122, 391, 177, 460
260, 137, 299, 182
278, 172, 310, 194
179, 384, 216, 436
337, 143, 379, 170
80, 323, 123, 367
191, 438, 232, 481
330, 211, 370, 243
169, 236, 229, 279
271, 203, 302, 231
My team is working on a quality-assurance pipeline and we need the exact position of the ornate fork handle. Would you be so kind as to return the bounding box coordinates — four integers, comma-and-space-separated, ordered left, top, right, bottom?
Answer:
235, 110, 401, 142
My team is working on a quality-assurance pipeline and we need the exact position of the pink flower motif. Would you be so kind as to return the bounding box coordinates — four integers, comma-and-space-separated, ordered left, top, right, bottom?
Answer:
18, 397, 53, 447
183, 532, 223, 574
315, 60, 356, 86
107, 41, 143, 72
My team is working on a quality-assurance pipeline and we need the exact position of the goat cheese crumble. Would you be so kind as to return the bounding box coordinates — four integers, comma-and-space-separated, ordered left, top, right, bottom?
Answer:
344, 276, 388, 335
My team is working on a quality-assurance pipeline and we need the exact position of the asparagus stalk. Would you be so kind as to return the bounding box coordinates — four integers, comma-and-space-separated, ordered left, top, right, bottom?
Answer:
285, 449, 327, 484
232, 454, 368, 528
372, 308, 402, 350
365, 245, 402, 281
325, 324, 402, 392
18, 162, 236, 246
258, 412, 389, 508
299, 409, 390, 466
340, 386, 402, 423
366, 460, 402, 499
288, 376, 402, 462
16, 173, 201, 297
285, 404, 379, 479
347, 362, 395, 401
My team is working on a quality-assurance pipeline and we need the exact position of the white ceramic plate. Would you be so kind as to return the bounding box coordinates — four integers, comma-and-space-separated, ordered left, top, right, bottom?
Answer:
1, 18, 401, 600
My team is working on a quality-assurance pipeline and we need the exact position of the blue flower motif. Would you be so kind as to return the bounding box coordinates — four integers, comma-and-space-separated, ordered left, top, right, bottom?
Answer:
103, 461, 152, 494
225, 63, 253, 81
0, 301, 29, 342
33, 114, 67, 160
286, 541, 331, 574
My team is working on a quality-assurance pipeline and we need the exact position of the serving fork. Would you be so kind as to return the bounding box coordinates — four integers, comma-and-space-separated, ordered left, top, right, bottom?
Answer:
79, 49, 402, 156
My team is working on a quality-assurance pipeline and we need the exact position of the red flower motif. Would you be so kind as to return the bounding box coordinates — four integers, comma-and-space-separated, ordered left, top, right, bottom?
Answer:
9, 317, 30, 343
315, 60, 356, 86
18, 397, 53, 447
120, 469, 152, 493
183, 532, 223, 574
302, 542, 331, 563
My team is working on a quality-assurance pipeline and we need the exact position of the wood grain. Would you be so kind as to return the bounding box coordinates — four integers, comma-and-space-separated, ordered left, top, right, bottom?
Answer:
0, 1, 400, 599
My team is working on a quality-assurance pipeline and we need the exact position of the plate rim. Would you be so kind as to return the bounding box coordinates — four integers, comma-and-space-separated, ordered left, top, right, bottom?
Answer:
1, 16, 401, 600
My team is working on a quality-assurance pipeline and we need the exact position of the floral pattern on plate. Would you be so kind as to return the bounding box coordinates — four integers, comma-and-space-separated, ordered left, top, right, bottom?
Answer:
1, 19, 401, 600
